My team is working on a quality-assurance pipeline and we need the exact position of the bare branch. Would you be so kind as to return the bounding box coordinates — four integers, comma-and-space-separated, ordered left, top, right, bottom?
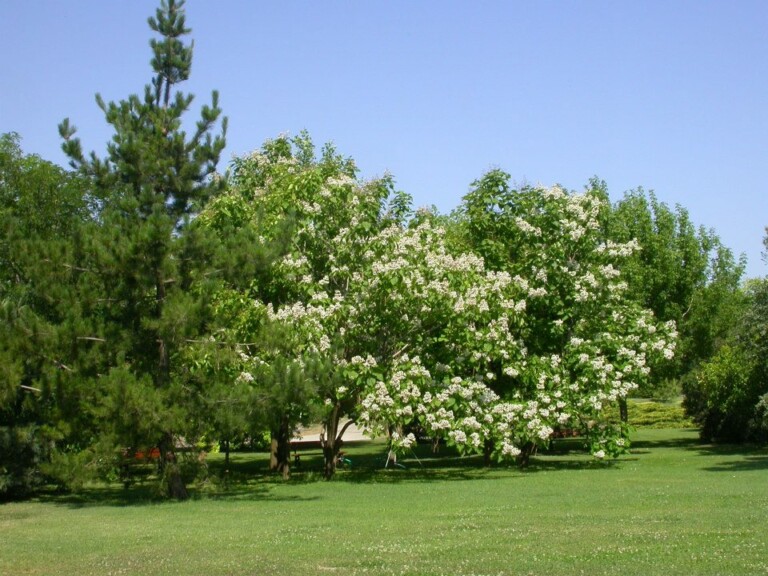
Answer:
56, 361, 74, 372
184, 339, 260, 346
62, 263, 94, 273
392, 343, 411, 360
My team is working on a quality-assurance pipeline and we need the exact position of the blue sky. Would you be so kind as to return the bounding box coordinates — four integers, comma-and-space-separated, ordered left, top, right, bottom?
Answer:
2, 1, 766, 278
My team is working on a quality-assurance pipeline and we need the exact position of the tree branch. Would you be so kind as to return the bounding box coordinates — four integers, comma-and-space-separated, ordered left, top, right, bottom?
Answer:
335, 419, 356, 444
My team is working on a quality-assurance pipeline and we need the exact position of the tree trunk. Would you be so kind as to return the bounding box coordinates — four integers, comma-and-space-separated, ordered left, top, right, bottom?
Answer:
166, 464, 188, 500
158, 433, 188, 500
270, 416, 292, 480
154, 271, 186, 499
223, 439, 230, 469
321, 405, 357, 480
322, 406, 341, 480
516, 441, 536, 468
269, 437, 279, 471
155, 272, 170, 386
483, 439, 495, 467
619, 398, 629, 424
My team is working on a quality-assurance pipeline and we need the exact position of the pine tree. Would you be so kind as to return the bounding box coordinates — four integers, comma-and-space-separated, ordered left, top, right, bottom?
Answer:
58, 0, 227, 499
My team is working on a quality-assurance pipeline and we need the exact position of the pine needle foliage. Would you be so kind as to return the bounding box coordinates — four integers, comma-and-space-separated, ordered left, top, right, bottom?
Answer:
55, 0, 227, 499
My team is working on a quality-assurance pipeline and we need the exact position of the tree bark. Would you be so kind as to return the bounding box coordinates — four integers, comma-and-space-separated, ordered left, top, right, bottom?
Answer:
321, 406, 340, 480
270, 416, 292, 479
516, 441, 536, 468
321, 405, 354, 480
158, 433, 188, 500
483, 439, 495, 467
269, 437, 278, 471
166, 464, 188, 500
619, 398, 629, 424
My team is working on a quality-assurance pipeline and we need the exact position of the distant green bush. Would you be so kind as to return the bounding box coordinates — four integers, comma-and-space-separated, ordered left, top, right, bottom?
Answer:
682, 278, 768, 443
606, 400, 694, 429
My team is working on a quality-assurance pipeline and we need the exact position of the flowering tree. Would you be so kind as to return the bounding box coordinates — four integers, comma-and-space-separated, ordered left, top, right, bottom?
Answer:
262, 186, 677, 471
202, 134, 535, 477
202, 146, 677, 479
198, 133, 406, 477
458, 170, 678, 458
278, 219, 531, 474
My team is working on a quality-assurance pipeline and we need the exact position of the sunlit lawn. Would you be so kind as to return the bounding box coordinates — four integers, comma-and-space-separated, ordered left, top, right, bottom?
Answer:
2, 428, 767, 576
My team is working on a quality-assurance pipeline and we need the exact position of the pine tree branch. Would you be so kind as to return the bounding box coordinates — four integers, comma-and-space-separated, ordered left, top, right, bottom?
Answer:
62, 263, 95, 273
44, 356, 73, 372
20, 384, 42, 393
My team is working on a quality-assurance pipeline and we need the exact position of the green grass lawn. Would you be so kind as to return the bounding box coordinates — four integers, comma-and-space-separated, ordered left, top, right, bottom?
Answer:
2, 428, 767, 576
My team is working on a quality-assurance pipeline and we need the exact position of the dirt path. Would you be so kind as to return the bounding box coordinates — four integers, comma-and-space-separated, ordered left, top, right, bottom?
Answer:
291, 420, 371, 445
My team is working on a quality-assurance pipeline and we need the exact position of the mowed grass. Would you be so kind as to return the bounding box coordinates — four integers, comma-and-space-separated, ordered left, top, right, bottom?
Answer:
2, 429, 768, 576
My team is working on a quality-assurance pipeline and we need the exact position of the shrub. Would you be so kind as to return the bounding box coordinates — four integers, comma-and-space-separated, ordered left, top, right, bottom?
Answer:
682, 344, 763, 442
606, 400, 694, 429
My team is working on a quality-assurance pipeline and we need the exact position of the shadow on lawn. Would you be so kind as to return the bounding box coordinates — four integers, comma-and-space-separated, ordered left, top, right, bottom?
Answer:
200, 440, 609, 489
34, 485, 179, 508
629, 431, 701, 452
701, 455, 768, 472
688, 442, 768, 473
33, 474, 323, 508
318, 442, 616, 485
31, 440, 623, 506
629, 429, 768, 473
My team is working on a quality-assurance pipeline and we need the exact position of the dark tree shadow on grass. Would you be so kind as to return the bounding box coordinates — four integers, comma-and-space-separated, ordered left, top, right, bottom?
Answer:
318, 442, 618, 485
26, 436, 631, 506
686, 441, 768, 472
35, 484, 323, 508
629, 430, 701, 452
701, 455, 768, 472
34, 485, 174, 508
629, 428, 768, 472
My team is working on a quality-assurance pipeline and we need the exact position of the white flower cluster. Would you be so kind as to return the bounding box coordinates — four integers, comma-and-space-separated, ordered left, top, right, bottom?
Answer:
596, 239, 641, 258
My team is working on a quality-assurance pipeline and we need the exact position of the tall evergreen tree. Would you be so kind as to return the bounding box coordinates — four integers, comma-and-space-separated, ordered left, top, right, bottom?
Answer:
58, 0, 227, 499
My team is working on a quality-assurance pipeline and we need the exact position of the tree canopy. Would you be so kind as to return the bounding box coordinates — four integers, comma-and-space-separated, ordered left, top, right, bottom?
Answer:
0, 0, 760, 501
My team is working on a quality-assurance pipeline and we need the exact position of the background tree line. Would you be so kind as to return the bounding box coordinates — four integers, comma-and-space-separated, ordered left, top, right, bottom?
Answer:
1, 0, 763, 500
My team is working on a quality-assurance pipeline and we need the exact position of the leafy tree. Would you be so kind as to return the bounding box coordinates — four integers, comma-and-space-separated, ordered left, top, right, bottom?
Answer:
606, 187, 744, 397
186, 284, 321, 480
683, 277, 768, 442
56, 0, 227, 499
